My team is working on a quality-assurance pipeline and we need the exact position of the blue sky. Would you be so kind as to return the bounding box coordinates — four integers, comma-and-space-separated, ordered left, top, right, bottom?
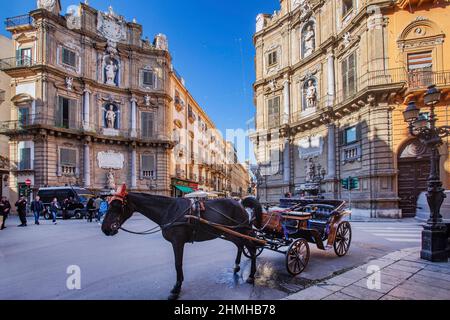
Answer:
0, 0, 278, 162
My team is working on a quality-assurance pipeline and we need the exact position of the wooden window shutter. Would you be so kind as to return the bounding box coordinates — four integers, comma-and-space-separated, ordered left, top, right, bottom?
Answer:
69, 99, 77, 129
56, 97, 63, 127
407, 51, 432, 71
356, 123, 362, 141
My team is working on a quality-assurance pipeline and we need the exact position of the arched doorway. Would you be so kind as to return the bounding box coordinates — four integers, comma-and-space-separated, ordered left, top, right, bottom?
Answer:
398, 139, 430, 217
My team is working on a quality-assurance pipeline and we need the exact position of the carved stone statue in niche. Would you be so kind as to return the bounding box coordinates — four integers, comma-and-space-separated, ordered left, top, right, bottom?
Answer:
303, 24, 315, 58
305, 79, 317, 109
106, 169, 116, 189
104, 104, 118, 129
105, 59, 118, 86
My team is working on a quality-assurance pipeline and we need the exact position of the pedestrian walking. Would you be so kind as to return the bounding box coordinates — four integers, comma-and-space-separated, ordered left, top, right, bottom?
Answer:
94, 196, 102, 222
97, 197, 109, 225
50, 198, 60, 225
62, 198, 69, 220
87, 198, 96, 223
30, 196, 44, 225
15, 196, 28, 227
0, 196, 11, 230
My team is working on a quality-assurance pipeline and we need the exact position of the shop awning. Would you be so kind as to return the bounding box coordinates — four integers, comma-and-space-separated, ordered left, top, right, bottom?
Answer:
175, 185, 194, 194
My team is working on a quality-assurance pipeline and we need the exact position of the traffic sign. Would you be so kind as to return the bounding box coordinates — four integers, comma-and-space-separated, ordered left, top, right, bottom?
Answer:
25, 179, 32, 186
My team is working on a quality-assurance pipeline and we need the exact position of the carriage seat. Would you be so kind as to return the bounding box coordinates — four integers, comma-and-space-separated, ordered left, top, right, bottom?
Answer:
303, 204, 337, 236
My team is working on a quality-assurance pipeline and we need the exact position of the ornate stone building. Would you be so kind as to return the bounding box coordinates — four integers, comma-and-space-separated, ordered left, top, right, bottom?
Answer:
0, 1, 173, 201
251, 0, 450, 218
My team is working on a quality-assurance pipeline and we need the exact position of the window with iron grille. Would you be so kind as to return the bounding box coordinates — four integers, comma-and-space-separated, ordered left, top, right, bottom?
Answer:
141, 112, 154, 139
60, 148, 77, 175
141, 154, 156, 179
62, 47, 77, 68
17, 48, 32, 67
342, 52, 357, 99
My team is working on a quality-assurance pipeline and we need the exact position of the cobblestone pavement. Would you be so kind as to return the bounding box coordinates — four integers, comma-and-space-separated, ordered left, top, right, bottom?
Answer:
284, 247, 450, 300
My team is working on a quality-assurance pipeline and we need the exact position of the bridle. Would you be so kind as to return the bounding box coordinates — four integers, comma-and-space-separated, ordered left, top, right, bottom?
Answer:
108, 194, 162, 235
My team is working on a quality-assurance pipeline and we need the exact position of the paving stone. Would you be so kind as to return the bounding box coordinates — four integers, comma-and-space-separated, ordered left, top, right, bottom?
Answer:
394, 281, 450, 298
340, 284, 385, 300
423, 264, 450, 275
358, 258, 396, 270
379, 295, 402, 300
285, 286, 334, 300
417, 269, 450, 282
353, 278, 397, 294
322, 292, 358, 300
396, 260, 428, 269
409, 274, 450, 291
338, 268, 369, 281
388, 262, 424, 273
316, 283, 345, 293
381, 267, 414, 279
388, 285, 448, 300
325, 274, 359, 287
377, 273, 408, 286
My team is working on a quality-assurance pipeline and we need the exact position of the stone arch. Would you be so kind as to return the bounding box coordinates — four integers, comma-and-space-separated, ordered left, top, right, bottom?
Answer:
398, 18, 444, 44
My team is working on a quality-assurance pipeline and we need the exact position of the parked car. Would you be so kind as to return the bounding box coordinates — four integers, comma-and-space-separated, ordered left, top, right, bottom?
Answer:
37, 187, 96, 220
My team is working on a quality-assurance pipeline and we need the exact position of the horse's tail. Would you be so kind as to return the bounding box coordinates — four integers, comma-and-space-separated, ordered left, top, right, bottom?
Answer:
241, 197, 263, 229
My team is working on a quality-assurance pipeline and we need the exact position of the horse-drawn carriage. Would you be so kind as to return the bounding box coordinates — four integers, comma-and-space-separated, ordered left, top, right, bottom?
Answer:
243, 198, 352, 276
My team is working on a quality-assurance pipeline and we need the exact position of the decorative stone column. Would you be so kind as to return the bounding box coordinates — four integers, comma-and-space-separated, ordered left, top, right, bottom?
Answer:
327, 54, 335, 107
130, 97, 138, 138
283, 76, 290, 125
283, 138, 290, 184
327, 124, 336, 179
83, 139, 91, 188
83, 89, 91, 130
131, 147, 137, 189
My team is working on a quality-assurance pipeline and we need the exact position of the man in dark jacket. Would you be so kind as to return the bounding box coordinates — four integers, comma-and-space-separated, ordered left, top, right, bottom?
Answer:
30, 196, 44, 225
15, 196, 28, 227
0, 197, 11, 230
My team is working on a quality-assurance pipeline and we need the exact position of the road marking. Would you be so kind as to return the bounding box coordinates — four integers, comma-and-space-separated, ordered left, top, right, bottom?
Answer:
372, 233, 421, 238
354, 224, 422, 243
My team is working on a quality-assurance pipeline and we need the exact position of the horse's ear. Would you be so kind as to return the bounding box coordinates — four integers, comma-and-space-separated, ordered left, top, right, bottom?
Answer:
116, 184, 127, 198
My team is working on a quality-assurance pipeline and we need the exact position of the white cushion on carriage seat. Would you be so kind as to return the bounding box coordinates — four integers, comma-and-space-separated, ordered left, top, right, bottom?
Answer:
282, 211, 311, 217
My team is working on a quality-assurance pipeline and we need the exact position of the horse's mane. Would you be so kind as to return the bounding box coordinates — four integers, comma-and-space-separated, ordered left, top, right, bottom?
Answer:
128, 192, 180, 206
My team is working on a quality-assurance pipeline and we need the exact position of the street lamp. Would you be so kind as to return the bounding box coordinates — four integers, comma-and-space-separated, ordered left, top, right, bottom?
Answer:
403, 85, 450, 262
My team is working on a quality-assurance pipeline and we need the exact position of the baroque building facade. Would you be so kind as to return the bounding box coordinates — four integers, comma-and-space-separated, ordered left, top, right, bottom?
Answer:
0, 0, 250, 204
251, 0, 450, 218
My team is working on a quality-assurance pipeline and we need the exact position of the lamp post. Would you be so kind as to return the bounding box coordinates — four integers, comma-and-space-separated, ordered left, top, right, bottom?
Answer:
403, 85, 450, 262
313, 164, 327, 197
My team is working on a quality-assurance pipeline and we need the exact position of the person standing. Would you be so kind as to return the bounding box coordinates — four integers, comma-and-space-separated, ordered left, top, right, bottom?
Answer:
15, 196, 28, 227
50, 198, 60, 225
0, 197, 11, 230
97, 197, 109, 225
30, 196, 44, 225
86, 198, 96, 223
94, 196, 102, 222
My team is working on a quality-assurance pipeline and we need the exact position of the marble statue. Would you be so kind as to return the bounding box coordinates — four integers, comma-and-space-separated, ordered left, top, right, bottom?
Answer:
303, 24, 315, 57
105, 105, 116, 129
305, 79, 317, 109
105, 60, 118, 86
107, 169, 116, 189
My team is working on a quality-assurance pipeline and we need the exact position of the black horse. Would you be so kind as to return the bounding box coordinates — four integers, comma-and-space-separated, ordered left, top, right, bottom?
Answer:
101, 185, 262, 300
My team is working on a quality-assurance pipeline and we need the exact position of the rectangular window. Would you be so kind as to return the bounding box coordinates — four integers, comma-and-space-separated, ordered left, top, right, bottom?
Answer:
407, 51, 432, 71
142, 70, 155, 87
141, 112, 154, 139
267, 96, 280, 127
268, 51, 278, 66
17, 48, 32, 67
18, 107, 30, 127
342, 52, 357, 99
345, 126, 357, 144
141, 154, 156, 179
62, 48, 77, 68
56, 97, 77, 129
60, 148, 77, 175
19, 147, 31, 171
342, 0, 354, 18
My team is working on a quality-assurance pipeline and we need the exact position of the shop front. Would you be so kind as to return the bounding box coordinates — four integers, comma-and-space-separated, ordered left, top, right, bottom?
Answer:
171, 178, 199, 198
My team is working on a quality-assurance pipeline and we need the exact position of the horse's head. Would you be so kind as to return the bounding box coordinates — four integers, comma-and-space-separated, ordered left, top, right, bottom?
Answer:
102, 184, 133, 236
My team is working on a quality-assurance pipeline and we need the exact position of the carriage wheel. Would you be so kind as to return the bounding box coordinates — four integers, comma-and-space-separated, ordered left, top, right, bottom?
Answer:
285, 239, 310, 276
334, 221, 352, 257
243, 246, 264, 259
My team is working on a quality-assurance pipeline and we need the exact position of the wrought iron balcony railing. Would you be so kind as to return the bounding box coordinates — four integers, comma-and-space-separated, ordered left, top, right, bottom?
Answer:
5, 14, 33, 29
0, 57, 36, 71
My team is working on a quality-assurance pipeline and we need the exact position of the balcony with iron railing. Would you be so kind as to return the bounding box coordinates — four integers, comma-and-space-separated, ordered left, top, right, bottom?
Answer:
5, 14, 33, 30
0, 56, 36, 71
